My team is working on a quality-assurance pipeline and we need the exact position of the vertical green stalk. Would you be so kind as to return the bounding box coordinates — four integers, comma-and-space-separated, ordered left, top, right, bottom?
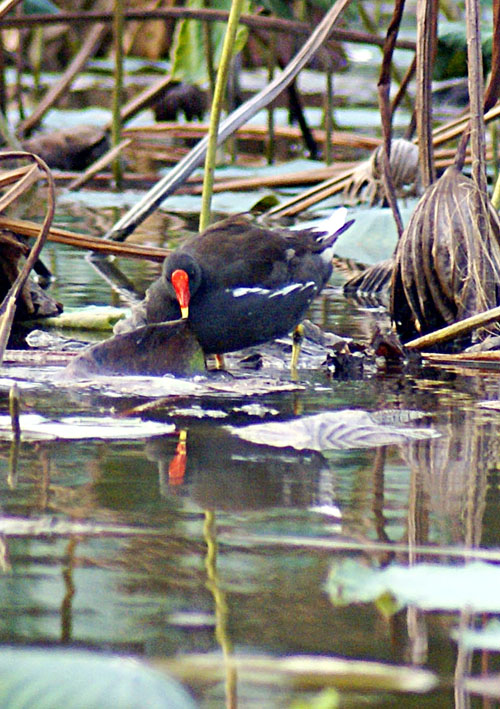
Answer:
203, 20, 216, 104
9, 383, 20, 441
15, 23, 24, 123
324, 57, 333, 165
0, 31, 6, 118
32, 27, 43, 100
0, 110, 22, 148
492, 157, 500, 209
8, 382, 20, 488
199, 0, 245, 232
227, 58, 237, 165
266, 33, 276, 165
492, 121, 499, 189
112, 0, 124, 188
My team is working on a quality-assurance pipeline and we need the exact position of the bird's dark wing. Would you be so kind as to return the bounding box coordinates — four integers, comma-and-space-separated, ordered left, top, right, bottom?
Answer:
179, 214, 328, 289
190, 280, 318, 353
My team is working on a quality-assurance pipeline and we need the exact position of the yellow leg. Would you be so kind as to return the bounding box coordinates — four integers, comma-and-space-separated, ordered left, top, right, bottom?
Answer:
215, 353, 226, 369
291, 323, 304, 373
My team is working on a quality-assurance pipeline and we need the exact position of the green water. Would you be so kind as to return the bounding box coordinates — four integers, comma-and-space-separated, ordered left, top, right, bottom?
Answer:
1, 203, 499, 707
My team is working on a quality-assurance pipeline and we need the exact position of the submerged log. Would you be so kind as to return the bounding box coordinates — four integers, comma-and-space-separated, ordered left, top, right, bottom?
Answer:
390, 165, 500, 347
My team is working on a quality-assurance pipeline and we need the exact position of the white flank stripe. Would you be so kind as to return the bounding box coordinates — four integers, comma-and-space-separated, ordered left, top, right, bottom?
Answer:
268, 281, 315, 298
231, 286, 269, 297
230, 281, 315, 299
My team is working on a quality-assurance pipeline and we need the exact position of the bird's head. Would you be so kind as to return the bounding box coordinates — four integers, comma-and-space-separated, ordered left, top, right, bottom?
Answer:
163, 252, 202, 319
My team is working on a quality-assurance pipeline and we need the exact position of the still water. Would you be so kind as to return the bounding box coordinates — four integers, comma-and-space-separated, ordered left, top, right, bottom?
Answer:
1, 206, 500, 707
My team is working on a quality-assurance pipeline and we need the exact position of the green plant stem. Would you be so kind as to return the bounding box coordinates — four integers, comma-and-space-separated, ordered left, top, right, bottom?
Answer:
0, 112, 22, 149
8, 381, 20, 488
324, 57, 333, 165
9, 382, 20, 440
203, 510, 236, 708
203, 18, 216, 103
266, 32, 276, 165
15, 4, 24, 123
112, 0, 124, 189
32, 27, 43, 100
108, 0, 354, 241
492, 162, 500, 209
199, 0, 245, 232
0, 32, 5, 117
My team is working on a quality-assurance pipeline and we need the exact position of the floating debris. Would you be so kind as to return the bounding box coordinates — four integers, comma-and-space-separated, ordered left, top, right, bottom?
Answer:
228, 409, 439, 451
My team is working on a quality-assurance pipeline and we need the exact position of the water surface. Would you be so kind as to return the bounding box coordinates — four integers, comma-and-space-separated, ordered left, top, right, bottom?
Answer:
2, 203, 500, 707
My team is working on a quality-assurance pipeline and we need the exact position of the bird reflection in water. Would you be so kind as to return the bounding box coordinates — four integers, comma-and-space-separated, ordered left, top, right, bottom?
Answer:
144, 426, 337, 514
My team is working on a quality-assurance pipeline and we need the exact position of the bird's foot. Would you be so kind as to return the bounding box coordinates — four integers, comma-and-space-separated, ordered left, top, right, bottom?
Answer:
291, 323, 304, 376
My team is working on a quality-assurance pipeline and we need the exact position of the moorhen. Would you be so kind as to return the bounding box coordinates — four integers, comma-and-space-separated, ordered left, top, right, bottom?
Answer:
115, 210, 353, 365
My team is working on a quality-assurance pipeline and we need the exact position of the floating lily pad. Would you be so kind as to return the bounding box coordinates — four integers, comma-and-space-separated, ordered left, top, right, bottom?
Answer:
65, 320, 205, 377
24, 0, 60, 14
227, 409, 439, 451
327, 559, 500, 614
60, 187, 277, 215
0, 516, 160, 537
40, 306, 126, 331
0, 413, 175, 441
0, 647, 197, 709
333, 205, 416, 265
453, 620, 500, 651
163, 651, 437, 694
466, 674, 500, 700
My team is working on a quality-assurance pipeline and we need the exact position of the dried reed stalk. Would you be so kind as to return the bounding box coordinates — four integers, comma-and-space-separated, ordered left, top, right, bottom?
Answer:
0, 152, 55, 362
0, 216, 168, 262
390, 166, 500, 345
390, 0, 500, 349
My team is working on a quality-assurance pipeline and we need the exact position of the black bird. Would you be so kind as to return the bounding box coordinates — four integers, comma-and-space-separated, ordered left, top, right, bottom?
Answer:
115, 210, 353, 366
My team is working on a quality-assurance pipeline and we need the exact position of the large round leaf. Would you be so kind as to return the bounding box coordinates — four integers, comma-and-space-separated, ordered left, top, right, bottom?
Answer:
0, 647, 197, 709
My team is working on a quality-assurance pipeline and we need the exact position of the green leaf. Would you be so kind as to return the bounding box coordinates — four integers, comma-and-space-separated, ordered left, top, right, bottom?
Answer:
23, 0, 60, 14
434, 22, 493, 80
327, 560, 500, 614
374, 591, 400, 619
454, 620, 500, 651
308, 0, 336, 10
0, 647, 197, 709
290, 688, 340, 709
170, 0, 251, 85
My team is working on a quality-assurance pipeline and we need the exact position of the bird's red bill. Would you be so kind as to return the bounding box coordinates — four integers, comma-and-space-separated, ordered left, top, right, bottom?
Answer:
171, 269, 190, 318
169, 431, 187, 485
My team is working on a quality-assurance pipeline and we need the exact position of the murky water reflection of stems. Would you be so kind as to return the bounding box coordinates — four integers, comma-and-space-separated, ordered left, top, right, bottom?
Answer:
204, 510, 237, 708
